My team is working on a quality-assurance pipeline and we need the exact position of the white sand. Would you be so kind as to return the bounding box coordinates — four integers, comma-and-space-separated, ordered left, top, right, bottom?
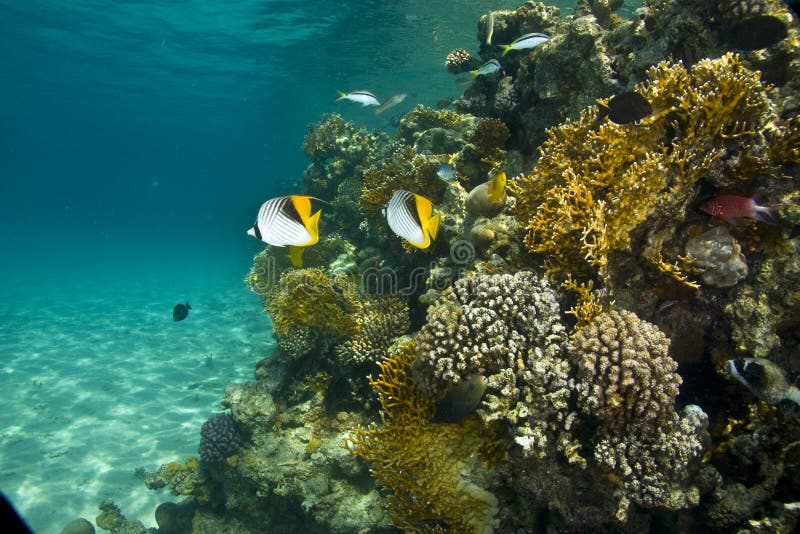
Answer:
0, 258, 273, 533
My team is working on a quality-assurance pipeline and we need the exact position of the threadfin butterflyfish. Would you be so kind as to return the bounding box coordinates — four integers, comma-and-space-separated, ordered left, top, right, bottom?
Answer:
486, 171, 506, 203
383, 189, 440, 249
247, 195, 321, 247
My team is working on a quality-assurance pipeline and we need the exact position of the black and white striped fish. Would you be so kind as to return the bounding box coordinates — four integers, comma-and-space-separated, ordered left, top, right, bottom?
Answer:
383, 189, 440, 249
247, 195, 321, 247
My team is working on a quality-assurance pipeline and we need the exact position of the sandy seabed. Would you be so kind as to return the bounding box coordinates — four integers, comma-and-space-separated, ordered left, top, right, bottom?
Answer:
0, 261, 272, 533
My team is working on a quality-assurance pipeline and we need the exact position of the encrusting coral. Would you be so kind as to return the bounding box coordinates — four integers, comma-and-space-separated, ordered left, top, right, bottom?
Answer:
344, 342, 501, 533
509, 53, 792, 287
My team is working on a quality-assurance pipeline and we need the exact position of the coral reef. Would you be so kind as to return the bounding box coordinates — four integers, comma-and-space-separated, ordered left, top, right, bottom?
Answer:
269, 268, 359, 360
335, 296, 410, 366
198, 413, 243, 464
113, 3, 800, 533
510, 53, 789, 288
345, 342, 501, 533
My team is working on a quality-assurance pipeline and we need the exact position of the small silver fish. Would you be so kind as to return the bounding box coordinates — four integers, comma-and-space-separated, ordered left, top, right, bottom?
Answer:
374, 92, 407, 115
470, 59, 501, 78
336, 90, 380, 107
486, 11, 495, 45
500, 32, 550, 56
437, 163, 457, 182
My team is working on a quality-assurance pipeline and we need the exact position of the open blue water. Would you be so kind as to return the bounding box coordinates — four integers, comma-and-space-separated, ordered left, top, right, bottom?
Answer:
0, 1, 644, 531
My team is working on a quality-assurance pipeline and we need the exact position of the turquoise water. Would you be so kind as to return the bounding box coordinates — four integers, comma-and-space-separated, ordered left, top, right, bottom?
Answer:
0, 1, 646, 531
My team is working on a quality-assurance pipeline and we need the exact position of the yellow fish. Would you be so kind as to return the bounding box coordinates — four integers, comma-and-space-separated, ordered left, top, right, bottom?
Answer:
487, 172, 506, 203
384, 190, 440, 249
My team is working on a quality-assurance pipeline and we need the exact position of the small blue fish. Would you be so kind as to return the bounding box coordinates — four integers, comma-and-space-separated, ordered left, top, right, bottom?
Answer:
500, 32, 550, 56
437, 163, 458, 182
470, 59, 501, 77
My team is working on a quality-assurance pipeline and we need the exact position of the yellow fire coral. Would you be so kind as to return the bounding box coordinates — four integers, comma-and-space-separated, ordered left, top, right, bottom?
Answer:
510, 53, 787, 284
344, 342, 500, 533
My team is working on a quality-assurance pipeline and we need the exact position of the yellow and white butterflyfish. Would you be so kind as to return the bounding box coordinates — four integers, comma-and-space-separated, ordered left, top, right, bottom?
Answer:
246, 195, 321, 247
383, 189, 440, 249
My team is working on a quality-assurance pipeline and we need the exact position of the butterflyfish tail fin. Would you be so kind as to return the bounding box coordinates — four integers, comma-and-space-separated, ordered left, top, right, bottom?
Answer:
305, 209, 321, 245
427, 213, 441, 241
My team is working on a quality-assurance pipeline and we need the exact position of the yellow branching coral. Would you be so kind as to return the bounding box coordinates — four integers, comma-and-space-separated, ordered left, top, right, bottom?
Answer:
344, 342, 500, 533
510, 53, 783, 283
269, 268, 359, 340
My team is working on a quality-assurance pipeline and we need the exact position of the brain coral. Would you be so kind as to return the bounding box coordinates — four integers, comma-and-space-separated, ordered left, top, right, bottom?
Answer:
569, 309, 681, 431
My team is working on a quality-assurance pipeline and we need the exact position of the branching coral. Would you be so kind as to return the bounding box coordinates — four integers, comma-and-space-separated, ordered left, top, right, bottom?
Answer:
568, 309, 706, 516
510, 53, 786, 284
594, 406, 707, 515
344, 342, 500, 533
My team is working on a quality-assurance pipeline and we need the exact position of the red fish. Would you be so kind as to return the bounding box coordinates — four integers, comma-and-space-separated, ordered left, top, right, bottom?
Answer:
699, 195, 777, 223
